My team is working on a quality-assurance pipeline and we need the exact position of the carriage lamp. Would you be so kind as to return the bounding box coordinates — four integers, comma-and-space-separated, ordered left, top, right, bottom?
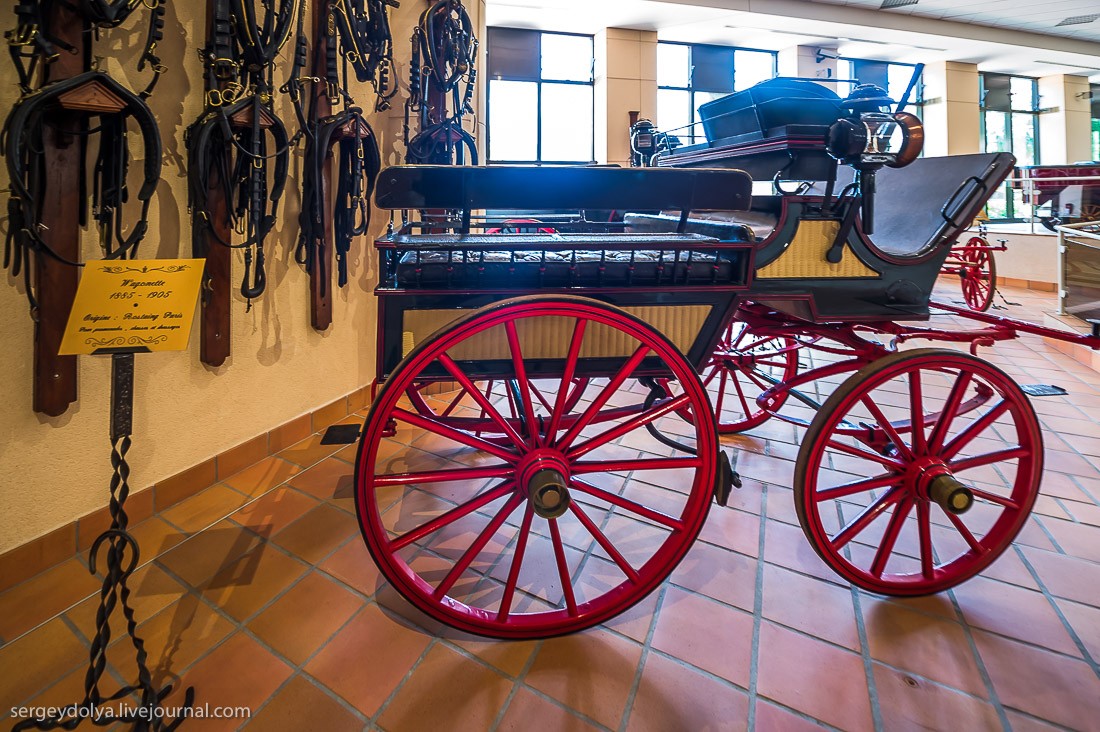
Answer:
826, 106, 924, 235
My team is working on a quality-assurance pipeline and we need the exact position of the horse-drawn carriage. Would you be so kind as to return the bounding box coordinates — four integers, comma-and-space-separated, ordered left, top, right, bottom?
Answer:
352, 80, 1100, 640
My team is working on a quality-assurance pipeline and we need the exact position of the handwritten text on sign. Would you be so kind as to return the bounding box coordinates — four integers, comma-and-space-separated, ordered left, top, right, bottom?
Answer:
59, 260, 205, 355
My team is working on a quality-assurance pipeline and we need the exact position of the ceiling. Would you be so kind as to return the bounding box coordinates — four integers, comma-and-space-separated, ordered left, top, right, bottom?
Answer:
806, 0, 1100, 44
486, 0, 1100, 79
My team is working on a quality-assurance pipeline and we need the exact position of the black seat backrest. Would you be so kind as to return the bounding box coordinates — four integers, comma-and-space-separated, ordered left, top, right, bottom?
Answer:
374, 165, 753, 213
873, 152, 1016, 257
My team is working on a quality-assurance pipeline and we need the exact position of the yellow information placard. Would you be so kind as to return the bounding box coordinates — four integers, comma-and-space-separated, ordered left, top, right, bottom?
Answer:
59, 260, 205, 355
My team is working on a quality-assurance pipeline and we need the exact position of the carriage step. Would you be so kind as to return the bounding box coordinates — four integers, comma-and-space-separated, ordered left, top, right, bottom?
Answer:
714, 451, 741, 507
321, 424, 362, 445
1019, 384, 1069, 397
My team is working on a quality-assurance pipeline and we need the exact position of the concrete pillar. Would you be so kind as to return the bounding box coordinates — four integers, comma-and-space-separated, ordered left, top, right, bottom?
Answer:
594, 28, 658, 166
921, 61, 981, 157
776, 45, 836, 87
1038, 74, 1093, 165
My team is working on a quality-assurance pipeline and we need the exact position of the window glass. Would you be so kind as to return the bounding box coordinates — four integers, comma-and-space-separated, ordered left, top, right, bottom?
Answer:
657, 89, 691, 139
888, 64, 919, 106
734, 50, 774, 91
487, 27, 539, 80
1011, 113, 1037, 166
541, 83, 594, 161
540, 34, 593, 82
488, 80, 538, 161
1010, 76, 1035, 111
657, 44, 690, 88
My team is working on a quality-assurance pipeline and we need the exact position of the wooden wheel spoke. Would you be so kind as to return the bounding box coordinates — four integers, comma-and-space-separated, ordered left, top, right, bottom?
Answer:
870, 497, 913, 578
434, 492, 524, 599
496, 504, 534, 623
860, 396, 914, 461
374, 464, 514, 489
556, 344, 651, 451
569, 478, 684, 531
390, 481, 516, 551
567, 393, 691, 460
568, 501, 641, 584
549, 519, 578, 616
825, 438, 904, 470
831, 488, 902, 550
969, 487, 1020, 511
546, 318, 588, 444
947, 511, 986, 553
816, 473, 902, 502
572, 457, 701, 474
438, 353, 527, 447
730, 368, 752, 415
917, 499, 934, 579
940, 400, 1010, 462
928, 371, 973, 453
393, 407, 519, 463
910, 371, 926, 456
949, 445, 1027, 473
505, 321, 540, 446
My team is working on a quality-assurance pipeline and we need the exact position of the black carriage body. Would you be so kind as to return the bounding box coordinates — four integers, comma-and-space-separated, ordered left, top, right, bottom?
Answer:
373, 166, 755, 381
635, 152, 1017, 322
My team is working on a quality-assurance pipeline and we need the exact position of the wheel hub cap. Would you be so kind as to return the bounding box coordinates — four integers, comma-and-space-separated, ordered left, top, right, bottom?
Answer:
518, 451, 572, 520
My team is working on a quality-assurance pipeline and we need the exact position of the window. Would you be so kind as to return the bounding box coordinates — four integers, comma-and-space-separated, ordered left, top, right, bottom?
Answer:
836, 58, 924, 116
980, 72, 1040, 220
486, 28, 594, 164
656, 42, 777, 145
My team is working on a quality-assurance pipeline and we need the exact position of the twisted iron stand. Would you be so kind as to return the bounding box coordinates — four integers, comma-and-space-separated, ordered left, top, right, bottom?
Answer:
14, 354, 195, 732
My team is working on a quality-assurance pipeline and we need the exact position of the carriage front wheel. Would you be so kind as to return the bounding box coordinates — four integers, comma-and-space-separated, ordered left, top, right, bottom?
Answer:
793, 349, 1042, 595
355, 296, 719, 638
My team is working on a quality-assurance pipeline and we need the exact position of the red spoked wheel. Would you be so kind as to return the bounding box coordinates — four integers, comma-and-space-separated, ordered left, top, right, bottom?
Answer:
793, 349, 1042, 596
406, 377, 589, 437
956, 238, 996, 312
355, 296, 718, 639
662, 321, 799, 433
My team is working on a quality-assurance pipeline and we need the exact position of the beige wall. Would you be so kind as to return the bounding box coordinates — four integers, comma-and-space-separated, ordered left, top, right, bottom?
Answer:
1039, 74, 1094, 165
921, 61, 982, 157
776, 45, 837, 87
594, 28, 658, 167
0, 0, 484, 554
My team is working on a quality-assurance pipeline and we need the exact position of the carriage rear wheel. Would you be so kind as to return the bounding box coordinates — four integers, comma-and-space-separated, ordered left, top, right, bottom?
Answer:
355, 296, 718, 638
957, 238, 996, 312
793, 349, 1041, 595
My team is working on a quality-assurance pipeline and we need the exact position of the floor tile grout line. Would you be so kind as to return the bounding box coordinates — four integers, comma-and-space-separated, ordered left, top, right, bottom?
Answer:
746, 481, 769, 730
367, 636, 440, 726
1014, 545, 1100, 681
615, 583, 668, 732
848, 588, 883, 731
943, 586, 1011, 731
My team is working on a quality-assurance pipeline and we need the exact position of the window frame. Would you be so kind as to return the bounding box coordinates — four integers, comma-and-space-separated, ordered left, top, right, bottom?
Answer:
656, 41, 778, 146
979, 72, 1041, 221
486, 28, 596, 166
835, 56, 925, 117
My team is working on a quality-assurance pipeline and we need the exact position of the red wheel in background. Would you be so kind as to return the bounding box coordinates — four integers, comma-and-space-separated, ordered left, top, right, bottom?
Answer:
793, 349, 1041, 595
355, 296, 717, 639
956, 238, 996, 312
662, 321, 799, 434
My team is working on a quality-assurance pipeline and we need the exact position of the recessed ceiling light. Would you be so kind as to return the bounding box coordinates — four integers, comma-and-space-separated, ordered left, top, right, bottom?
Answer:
880, 0, 919, 9
1055, 14, 1100, 26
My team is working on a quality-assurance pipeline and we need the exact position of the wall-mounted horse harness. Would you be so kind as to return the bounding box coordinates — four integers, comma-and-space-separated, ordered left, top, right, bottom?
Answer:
284, 0, 391, 308
3, 72, 163, 315
186, 0, 299, 307
404, 0, 478, 165
5, 0, 167, 97
2, 0, 166, 416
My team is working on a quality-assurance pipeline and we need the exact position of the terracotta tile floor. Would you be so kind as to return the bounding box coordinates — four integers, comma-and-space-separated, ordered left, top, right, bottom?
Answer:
2, 283, 1100, 731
